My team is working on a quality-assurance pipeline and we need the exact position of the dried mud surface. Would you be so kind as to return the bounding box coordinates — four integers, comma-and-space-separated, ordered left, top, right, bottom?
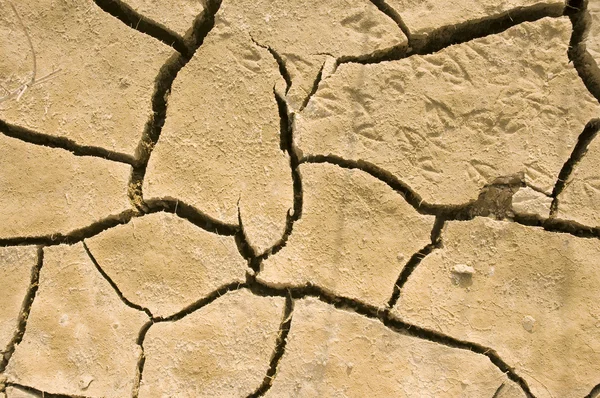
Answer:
1, 0, 600, 397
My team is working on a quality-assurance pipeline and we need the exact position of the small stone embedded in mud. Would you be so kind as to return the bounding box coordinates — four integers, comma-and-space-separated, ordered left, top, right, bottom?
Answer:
522, 315, 536, 333
451, 264, 475, 287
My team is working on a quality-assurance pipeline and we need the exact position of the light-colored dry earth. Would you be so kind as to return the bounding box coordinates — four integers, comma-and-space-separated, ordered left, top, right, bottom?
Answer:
1, 0, 600, 397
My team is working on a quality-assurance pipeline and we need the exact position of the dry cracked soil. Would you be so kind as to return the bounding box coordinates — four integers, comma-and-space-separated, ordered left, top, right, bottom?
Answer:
1, 0, 600, 397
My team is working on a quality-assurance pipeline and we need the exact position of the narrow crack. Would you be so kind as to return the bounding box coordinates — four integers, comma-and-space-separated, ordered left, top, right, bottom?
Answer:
567, 0, 600, 103
82, 242, 153, 318
585, 381, 600, 398
492, 382, 506, 398
92, 0, 189, 56
0, 247, 43, 373
247, 295, 295, 397
367, 0, 412, 41
131, 320, 153, 398
336, 2, 564, 65
387, 216, 445, 308
250, 38, 292, 94
129, 0, 223, 212
301, 154, 600, 240
0, 119, 136, 166
244, 278, 535, 398
550, 118, 600, 216
298, 62, 326, 112
4, 382, 90, 398
0, 197, 237, 248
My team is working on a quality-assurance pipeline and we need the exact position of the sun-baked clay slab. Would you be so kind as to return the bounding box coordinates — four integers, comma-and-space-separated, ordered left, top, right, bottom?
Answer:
589, 0, 600, 64
0, 247, 37, 354
139, 289, 285, 397
386, 0, 564, 34
259, 163, 434, 306
0, 135, 131, 239
296, 18, 599, 205
124, 0, 204, 36
85, 212, 247, 318
218, 0, 406, 109
396, 218, 600, 398
144, 22, 293, 255
266, 298, 518, 397
0, 0, 171, 154
5, 244, 148, 397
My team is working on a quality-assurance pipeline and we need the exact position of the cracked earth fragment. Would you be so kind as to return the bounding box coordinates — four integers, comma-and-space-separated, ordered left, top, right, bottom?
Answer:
218, 0, 406, 109
143, 20, 293, 254
557, 130, 600, 227
259, 163, 434, 306
265, 298, 520, 397
84, 212, 247, 318
0, 0, 171, 154
0, 247, 37, 358
5, 244, 148, 397
0, 135, 130, 240
395, 218, 600, 398
385, 0, 564, 35
123, 0, 205, 36
511, 186, 552, 218
139, 289, 285, 397
297, 18, 600, 205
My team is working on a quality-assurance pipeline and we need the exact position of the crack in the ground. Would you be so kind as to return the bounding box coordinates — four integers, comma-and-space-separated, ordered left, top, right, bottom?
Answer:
145, 275, 535, 397
550, 118, 600, 216
367, 0, 412, 42
334, 2, 564, 65
128, 0, 223, 212
0, 119, 136, 166
492, 382, 506, 398
0, 247, 43, 373
250, 38, 292, 95
5, 382, 91, 398
567, 0, 600, 103
585, 381, 600, 398
387, 216, 445, 308
0, 198, 237, 248
247, 294, 295, 398
82, 242, 153, 318
301, 154, 600, 240
92, 0, 189, 56
299, 62, 326, 112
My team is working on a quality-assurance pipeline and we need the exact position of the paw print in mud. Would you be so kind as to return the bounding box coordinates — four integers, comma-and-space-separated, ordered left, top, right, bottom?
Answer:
1, 0, 600, 397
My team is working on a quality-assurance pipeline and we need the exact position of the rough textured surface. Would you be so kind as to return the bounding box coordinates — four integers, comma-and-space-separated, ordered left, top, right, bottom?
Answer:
0, 247, 37, 352
396, 218, 600, 398
297, 18, 599, 205
266, 298, 513, 397
140, 289, 284, 397
0, 134, 130, 239
0, 0, 171, 154
144, 21, 293, 254
557, 123, 600, 227
125, 0, 204, 35
387, 0, 564, 33
2, 0, 600, 396
5, 244, 147, 397
511, 186, 552, 217
85, 212, 247, 317
218, 0, 406, 109
260, 163, 434, 306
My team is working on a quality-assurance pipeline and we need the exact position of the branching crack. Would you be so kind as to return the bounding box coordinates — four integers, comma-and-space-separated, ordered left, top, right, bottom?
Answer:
0, 246, 43, 373
92, 0, 189, 56
387, 216, 445, 308
129, 0, 223, 212
0, 118, 136, 166
550, 118, 600, 216
82, 242, 153, 318
247, 295, 295, 397
301, 154, 600, 241
336, 2, 564, 65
